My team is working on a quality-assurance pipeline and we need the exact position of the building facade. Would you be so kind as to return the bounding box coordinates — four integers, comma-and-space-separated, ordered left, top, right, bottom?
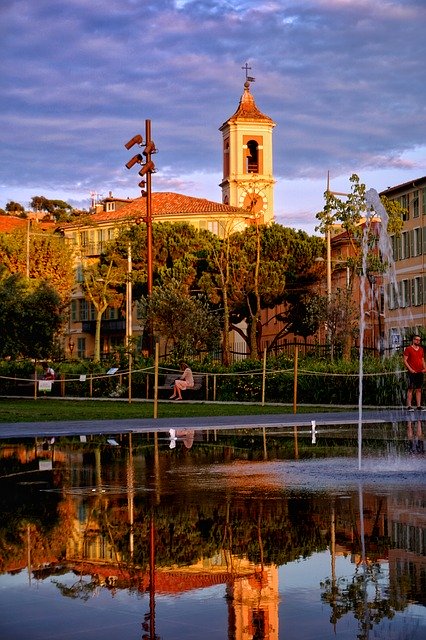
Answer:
380, 176, 426, 349
61, 192, 256, 360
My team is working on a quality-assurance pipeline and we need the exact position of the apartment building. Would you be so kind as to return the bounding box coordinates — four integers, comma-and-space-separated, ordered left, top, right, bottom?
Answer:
380, 176, 426, 349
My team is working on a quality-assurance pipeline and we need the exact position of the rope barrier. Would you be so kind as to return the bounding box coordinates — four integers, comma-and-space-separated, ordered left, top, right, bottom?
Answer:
0, 366, 406, 384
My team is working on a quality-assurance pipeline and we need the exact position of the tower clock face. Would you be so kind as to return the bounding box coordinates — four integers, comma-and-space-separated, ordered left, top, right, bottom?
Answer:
241, 191, 267, 214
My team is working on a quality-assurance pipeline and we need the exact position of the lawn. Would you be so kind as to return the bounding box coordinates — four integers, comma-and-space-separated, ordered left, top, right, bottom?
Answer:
0, 398, 335, 423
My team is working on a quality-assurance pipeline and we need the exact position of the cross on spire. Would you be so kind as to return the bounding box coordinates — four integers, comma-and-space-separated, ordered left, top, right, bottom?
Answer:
242, 62, 255, 83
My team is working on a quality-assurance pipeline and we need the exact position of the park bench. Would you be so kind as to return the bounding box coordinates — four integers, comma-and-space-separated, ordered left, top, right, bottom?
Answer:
157, 373, 204, 397
15, 373, 36, 391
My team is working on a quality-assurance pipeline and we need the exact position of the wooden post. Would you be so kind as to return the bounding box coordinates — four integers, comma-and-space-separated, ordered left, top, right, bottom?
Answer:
293, 345, 299, 414
153, 342, 159, 419
261, 347, 267, 406
262, 426, 267, 460
293, 424, 299, 459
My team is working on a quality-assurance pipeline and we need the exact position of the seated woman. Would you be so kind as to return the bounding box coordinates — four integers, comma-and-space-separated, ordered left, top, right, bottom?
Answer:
170, 362, 194, 400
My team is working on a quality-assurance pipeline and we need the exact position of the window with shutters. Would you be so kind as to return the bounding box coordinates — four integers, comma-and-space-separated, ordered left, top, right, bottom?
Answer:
400, 194, 409, 220
77, 337, 86, 359
80, 299, 88, 321
402, 280, 410, 307
413, 277, 423, 306
413, 190, 419, 218
414, 227, 422, 256
401, 231, 410, 259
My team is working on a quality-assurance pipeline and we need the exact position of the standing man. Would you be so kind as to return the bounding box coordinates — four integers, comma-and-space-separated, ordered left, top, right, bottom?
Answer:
403, 334, 426, 410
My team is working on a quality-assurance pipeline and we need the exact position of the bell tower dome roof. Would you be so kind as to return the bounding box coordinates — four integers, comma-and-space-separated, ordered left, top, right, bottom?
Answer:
221, 80, 275, 128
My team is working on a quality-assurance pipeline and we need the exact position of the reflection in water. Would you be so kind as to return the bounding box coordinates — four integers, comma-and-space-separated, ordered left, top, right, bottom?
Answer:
407, 420, 425, 454
0, 424, 424, 639
169, 428, 195, 449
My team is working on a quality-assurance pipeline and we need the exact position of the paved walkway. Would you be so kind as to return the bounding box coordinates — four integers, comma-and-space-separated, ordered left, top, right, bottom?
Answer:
0, 407, 413, 439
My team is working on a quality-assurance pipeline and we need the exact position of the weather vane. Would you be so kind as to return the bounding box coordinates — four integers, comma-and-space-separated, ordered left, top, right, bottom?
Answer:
242, 62, 255, 83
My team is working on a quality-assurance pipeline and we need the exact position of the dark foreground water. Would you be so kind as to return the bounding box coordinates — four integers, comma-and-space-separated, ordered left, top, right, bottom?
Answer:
0, 421, 425, 639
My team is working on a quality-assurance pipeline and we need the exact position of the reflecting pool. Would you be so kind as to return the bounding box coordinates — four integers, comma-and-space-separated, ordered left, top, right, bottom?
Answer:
0, 422, 425, 639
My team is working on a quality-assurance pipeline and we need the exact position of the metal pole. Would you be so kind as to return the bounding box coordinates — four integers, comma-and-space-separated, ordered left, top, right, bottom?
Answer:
145, 119, 154, 356
153, 341, 159, 419
326, 227, 332, 303
26, 218, 30, 278
127, 241, 132, 403
145, 120, 153, 297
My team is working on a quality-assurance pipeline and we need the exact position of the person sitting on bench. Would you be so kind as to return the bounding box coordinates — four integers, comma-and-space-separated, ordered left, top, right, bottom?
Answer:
170, 362, 194, 400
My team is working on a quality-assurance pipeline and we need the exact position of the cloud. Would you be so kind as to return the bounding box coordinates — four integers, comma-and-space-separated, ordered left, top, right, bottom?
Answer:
0, 0, 425, 229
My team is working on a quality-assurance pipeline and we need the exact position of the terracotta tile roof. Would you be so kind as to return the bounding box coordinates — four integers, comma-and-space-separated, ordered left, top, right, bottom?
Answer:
61, 192, 247, 226
68, 562, 248, 594
0, 215, 55, 233
222, 82, 275, 127
0, 215, 27, 232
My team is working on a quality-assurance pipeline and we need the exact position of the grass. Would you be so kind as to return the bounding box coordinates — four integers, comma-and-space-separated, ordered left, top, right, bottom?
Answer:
0, 397, 338, 423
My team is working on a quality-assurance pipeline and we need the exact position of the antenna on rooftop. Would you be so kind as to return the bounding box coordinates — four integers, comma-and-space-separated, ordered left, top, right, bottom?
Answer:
90, 191, 102, 209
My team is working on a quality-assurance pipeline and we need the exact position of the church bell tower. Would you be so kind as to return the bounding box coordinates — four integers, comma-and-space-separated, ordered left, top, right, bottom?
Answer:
219, 66, 276, 224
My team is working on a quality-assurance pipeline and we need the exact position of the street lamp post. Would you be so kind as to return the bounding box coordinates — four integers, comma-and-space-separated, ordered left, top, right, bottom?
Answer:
126, 241, 133, 402
68, 338, 75, 358
124, 120, 157, 356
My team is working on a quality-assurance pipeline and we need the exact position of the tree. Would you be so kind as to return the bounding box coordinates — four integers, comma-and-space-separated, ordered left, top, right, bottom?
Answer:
81, 260, 123, 363
104, 221, 214, 294
223, 224, 323, 359
0, 269, 62, 359
139, 281, 221, 360
30, 196, 50, 212
106, 221, 322, 361
103, 222, 217, 354
30, 196, 73, 220
282, 293, 322, 342
315, 174, 406, 359
316, 174, 404, 263
5, 201, 25, 215
0, 228, 75, 306
198, 217, 243, 365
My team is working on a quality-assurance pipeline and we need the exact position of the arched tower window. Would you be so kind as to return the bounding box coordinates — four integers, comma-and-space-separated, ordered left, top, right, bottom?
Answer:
246, 140, 259, 173
223, 138, 230, 178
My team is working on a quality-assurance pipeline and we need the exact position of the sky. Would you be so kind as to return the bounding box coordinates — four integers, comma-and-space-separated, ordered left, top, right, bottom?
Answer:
1, 0, 425, 235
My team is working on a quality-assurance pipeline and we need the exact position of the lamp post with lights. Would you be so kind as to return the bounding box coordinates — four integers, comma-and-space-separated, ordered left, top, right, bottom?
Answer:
124, 120, 157, 356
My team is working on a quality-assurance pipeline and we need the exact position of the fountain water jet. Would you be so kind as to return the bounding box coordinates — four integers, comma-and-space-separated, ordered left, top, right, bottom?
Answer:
357, 189, 400, 470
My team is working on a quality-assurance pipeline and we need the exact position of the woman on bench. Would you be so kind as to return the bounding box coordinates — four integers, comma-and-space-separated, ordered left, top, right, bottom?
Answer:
170, 362, 194, 400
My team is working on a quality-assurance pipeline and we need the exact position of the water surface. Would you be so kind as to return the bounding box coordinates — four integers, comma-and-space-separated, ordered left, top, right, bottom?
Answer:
0, 422, 425, 639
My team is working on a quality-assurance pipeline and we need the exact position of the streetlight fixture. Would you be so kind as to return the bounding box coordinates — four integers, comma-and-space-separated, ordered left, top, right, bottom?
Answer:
68, 338, 75, 358
124, 120, 157, 356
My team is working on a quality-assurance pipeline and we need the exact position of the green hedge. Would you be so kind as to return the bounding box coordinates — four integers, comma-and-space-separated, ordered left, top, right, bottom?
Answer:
0, 352, 407, 406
